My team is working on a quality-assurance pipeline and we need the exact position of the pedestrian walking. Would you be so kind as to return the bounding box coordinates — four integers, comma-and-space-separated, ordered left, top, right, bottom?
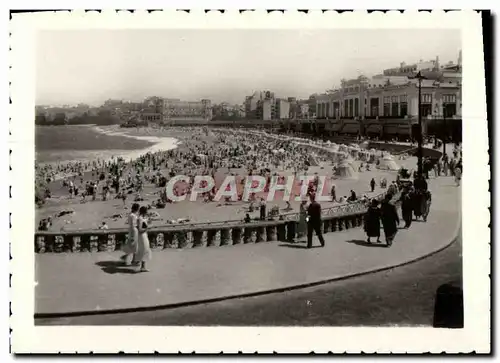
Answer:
422, 189, 432, 222
400, 189, 414, 229
364, 199, 381, 243
380, 196, 399, 246
370, 178, 376, 192
306, 193, 325, 248
120, 203, 140, 266
136, 206, 152, 272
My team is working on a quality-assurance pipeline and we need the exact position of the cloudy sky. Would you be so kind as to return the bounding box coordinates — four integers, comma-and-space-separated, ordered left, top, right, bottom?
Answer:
36, 29, 461, 106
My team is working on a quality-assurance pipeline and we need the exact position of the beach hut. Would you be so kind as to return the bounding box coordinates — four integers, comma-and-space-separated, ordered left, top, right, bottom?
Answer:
308, 153, 320, 166
377, 154, 400, 171
359, 140, 370, 149
334, 160, 359, 180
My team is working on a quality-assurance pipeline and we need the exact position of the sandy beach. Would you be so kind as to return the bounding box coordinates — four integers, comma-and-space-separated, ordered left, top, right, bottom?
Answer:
35, 126, 416, 232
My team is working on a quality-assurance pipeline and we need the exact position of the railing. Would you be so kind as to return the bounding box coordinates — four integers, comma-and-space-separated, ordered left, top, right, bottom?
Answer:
35, 191, 390, 253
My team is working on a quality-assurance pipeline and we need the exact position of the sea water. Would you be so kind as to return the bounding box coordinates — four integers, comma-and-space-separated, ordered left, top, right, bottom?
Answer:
36, 125, 180, 171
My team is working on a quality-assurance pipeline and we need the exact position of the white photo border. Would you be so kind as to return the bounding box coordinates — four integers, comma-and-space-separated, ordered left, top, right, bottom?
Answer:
9, 10, 490, 353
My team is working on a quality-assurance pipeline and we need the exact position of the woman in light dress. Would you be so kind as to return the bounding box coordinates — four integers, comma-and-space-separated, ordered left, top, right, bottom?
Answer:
136, 206, 152, 272
120, 203, 140, 266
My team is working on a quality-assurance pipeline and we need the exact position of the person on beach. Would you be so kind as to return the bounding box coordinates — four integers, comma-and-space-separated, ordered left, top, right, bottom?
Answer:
120, 203, 140, 266
136, 206, 152, 272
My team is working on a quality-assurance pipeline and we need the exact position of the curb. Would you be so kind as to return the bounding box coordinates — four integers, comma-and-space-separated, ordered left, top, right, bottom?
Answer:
35, 222, 461, 320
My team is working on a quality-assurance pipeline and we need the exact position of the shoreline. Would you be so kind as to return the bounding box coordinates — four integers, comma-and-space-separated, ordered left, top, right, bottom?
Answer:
36, 125, 182, 173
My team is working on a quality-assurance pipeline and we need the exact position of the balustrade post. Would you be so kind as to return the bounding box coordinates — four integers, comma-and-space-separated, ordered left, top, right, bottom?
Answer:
212, 229, 222, 247
54, 235, 64, 253
89, 235, 99, 252
107, 233, 117, 251
71, 235, 81, 253
156, 233, 165, 249
35, 235, 46, 253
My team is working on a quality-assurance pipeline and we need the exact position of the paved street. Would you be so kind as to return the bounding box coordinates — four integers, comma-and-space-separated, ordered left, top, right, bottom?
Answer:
37, 232, 462, 326
35, 176, 460, 317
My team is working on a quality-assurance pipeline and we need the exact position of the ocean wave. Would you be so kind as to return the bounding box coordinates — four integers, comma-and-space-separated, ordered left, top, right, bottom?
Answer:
36, 125, 181, 167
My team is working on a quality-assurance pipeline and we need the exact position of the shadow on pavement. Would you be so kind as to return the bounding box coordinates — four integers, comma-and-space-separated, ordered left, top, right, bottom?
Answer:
96, 261, 138, 274
278, 243, 322, 249
346, 239, 388, 248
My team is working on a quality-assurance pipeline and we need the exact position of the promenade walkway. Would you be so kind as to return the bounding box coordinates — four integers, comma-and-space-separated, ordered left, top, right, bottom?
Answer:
35, 175, 461, 317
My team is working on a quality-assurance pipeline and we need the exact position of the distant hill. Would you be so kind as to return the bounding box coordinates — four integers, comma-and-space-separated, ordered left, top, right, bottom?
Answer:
35, 109, 122, 126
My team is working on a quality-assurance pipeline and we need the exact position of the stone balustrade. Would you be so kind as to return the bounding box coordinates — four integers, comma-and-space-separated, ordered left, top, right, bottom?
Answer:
35, 192, 389, 253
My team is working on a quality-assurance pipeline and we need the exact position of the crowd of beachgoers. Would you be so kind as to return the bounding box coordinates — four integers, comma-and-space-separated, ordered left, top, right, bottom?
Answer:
35, 126, 462, 232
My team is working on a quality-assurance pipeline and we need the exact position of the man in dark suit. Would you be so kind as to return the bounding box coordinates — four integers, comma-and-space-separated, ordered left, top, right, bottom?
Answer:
307, 193, 325, 248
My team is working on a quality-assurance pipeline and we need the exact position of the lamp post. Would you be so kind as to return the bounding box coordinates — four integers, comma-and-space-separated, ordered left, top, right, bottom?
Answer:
412, 71, 426, 177
441, 104, 446, 157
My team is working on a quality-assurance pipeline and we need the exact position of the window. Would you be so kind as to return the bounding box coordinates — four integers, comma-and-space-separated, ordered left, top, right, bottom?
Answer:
422, 94, 432, 103
333, 102, 340, 118
354, 98, 359, 117
399, 94, 408, 117
443, 103, 457, 118
370, 98, 379, 117
383, 96, 390, 117
344, 99, 349, 117
443, 94, 457, 103
349, 99, 354, 117
400, 102, 408, 117
421, 104, 432, 117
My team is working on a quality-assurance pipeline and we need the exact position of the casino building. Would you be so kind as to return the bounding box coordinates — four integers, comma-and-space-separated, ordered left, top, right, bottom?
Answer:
314, 51, 462, 141
137, 97, 212, 124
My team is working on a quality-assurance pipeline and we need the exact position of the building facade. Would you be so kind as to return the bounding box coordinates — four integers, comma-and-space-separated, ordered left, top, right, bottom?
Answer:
244, 91, 290, 121
138, 97, 212, 123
